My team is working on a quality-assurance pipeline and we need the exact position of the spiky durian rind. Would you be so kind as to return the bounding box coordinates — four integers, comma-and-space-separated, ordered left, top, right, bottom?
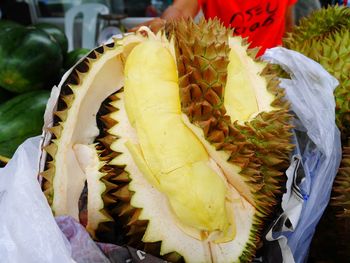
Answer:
42, 48, 106, 205
169, 18, 293, 262
103, 91, 187, 262
285, 5, 350, 44
332, 145, 350, 217
41, 32, 148, 229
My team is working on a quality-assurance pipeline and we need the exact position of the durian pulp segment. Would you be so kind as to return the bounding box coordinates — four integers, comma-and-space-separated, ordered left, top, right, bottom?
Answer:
109, 93, 212, 262
182, 114, 255, 206
51, 34, 145, 219
123, 39, 232, 236
109, 93, 255, 263
224, 37, 276, 122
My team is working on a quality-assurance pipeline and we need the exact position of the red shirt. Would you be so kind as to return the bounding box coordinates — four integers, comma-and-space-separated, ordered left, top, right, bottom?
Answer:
197, 0, 297, 56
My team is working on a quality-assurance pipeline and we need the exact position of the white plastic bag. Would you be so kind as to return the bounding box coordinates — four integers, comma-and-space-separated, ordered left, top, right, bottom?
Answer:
56, 216, 110, 263
0, 137, 111, 263
263, 47, 342, 263
0, 137, 73, 263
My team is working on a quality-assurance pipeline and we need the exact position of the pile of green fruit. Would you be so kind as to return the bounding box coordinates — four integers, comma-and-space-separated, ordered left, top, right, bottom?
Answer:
0, 20, 90, 163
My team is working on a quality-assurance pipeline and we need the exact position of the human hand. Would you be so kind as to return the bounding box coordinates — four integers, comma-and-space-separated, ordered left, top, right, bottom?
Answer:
128, 17, 166, 33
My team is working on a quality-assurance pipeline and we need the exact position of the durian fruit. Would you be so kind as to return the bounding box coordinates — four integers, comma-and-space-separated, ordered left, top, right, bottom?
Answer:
41, 32, 148, 236
41, 19, 293, 262
171, 19, 292, 211
333, 143, 350, 217
284, 5, 350, 140
284, 6, 350, 261
331, 141, 350, 260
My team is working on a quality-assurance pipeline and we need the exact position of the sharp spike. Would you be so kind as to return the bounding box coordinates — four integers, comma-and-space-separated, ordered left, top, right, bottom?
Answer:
100, 114, 118, 128
115, 171, 130, 183
98, 209, 114, 222
117, 203, 135, 216
126, 225, 147, 236
61, 94, 75, 107
128, 209, 142, 226
44, 143, 58, 157
40, 167, 55, 183
54, 110, 68, 121
112, 185, 131, 201
102, 193, 118, 206
247, 47, 260, 58
48, 125, 63, 138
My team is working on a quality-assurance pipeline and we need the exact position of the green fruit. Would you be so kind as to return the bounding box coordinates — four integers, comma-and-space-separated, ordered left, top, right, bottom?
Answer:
34, 22, 68, 56
0, 87, 14, 104
64, 48, 90, 70
0, 90, 50, 158
0, 20, 22, 41
0, 26, 63, 93
0, 20, 22, 33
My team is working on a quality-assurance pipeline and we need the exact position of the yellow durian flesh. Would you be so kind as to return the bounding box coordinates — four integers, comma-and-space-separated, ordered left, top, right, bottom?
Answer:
224, 37, 276, 122
124, 40, 233, 238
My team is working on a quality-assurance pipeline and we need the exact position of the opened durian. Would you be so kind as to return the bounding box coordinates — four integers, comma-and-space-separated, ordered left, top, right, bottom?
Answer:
40, 19, 293, 262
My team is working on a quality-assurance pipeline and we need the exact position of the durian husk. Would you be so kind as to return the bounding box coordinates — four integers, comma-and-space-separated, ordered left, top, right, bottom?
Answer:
85, 93, 134, 240
105, 33, 255, 262
100, 21, 293, 261
98, 90, 184, 261
41, 30, 187, 261
333, 143, 350, 217
167, 18, 293, 261
40, 32, 148, 237
311, 143, 350, 262
331, 144, 350, 259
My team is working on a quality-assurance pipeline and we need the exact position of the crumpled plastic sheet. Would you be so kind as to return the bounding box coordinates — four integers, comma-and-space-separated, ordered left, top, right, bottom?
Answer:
0, 137, 73, 263
56, 216, 109, 263
263, 47, 342, 263
56, 216, 169, 263
0, 137, 114, 263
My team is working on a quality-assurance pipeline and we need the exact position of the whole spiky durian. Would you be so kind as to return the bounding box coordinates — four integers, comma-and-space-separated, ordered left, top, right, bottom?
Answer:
284, 6, 350, 261
284, 5, 350, 140
40, 19, 293, 262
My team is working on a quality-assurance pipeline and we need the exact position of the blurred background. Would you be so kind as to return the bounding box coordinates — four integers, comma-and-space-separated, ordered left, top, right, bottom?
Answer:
0, 0, 178, 50
0, 0, 343, 50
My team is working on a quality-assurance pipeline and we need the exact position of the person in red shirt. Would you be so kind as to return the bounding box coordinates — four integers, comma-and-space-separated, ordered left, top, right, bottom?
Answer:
131, 0, 297, 56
